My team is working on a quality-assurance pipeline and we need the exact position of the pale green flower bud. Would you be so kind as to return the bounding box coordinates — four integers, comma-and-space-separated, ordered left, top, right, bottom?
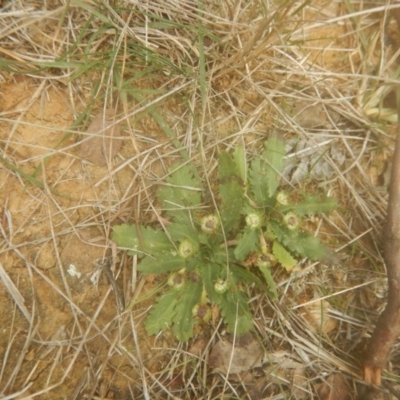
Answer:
283, 212, 301, 231
276, 191, 289, 205
245, 212, 262, 229
178, 239, 197, 258
200, 214, 220, 234
214, 278, 229, 294
168, 270, 186, 289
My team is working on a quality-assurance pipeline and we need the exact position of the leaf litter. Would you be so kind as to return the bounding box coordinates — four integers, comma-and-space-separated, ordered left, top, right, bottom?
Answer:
79, 109, 122, 166
208, 333, 263, 376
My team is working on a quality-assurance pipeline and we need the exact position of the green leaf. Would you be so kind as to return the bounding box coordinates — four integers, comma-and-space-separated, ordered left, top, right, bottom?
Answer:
219, 151, 239, 179
172, 281, 203, 341
296, 234, 331, 261
217, 289, 253, 336
262, 136, 285, 198
138, 253, 185, 274
112, 224, 172, 257
234, 227, 259, 260
167, 163, 202, 203
233, 146, 247, 182
249, 137, 285, 206
209, 247, 229, 264
199, 263, 221, 303
230, 263, 264, 288
272, 241, 297, 272
280, 195, 337, 216
249, 157, 269, 206
145, 289, 178, 336
158, 163, 202, 223
269, 221, 330, 261
166, 222, 199, 243
145, 281, 202, 341
257, 264, 278, 300
217, 150, 245, 233
219, 181, 244, 233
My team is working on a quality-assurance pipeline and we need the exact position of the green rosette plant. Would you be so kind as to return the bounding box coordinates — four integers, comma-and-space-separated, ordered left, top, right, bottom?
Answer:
112, 137, 337, 341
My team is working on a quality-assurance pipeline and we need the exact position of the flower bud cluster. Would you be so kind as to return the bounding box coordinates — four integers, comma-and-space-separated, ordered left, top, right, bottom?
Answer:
245, 212, 263, 229
200, 214, 220, 234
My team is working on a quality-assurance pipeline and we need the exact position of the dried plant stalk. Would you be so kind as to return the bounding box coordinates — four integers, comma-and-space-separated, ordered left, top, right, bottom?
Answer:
0, 263, 31, 323
363, 94, 400, 386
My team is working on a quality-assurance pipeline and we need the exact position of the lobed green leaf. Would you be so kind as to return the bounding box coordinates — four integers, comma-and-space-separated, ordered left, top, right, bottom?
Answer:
279, 195, 337, 216
218, 181, 244, 233
199, 263, 221, 303
112, 224, 172, 257
145, 290, 178, 336
272, 240, 297, 271
219, 151, 239, 179
137, 254, 185, 274
217, 289, 253, 336
269, 221, 329, 261
262, 136, 285, 198
249, 138, 285, 206
230, 263, 265, 288
257, 264, 278, 300
165, 222, 199, 243
234, 227, 259, 260
158, 163, 202, 223
295, 234, 331, 261
249, 157, 269, 206
233, 146, 247, 182
172, 281, 203, 341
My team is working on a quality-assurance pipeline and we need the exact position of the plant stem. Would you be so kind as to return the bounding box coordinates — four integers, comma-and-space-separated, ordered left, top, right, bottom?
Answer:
363, 88, 400, 385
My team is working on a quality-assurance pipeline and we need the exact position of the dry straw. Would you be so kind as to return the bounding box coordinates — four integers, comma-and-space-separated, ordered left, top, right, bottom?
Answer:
0, 0, 399, 398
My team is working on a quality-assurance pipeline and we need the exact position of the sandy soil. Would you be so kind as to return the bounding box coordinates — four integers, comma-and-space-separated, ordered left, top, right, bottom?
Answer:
0, 76, 161, 398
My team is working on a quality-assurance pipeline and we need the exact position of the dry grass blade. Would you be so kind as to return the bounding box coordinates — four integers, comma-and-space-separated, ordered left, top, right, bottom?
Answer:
0, 263, 31, 323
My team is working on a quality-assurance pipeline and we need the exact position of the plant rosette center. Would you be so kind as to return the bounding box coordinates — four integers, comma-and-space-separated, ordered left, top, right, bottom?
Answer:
178, 239, 198, 258
200, 214, 220, 234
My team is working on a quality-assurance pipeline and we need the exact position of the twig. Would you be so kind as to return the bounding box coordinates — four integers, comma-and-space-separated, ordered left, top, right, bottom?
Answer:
363, 88, 400, 385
